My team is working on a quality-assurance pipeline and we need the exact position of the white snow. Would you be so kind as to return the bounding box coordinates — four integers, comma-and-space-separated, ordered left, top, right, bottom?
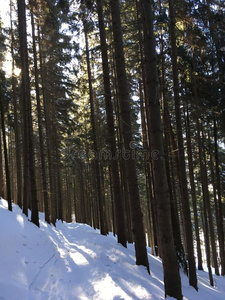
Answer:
0, 199, 225, 300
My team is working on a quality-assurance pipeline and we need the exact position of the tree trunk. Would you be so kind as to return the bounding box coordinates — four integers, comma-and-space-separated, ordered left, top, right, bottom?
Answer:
140, 0, 182, 297
185, 106, 203, 271
205, 0, 225, 131
110, 0, 149, 272
96, 0, 127, 246
135, 0, 158, 255
38, 25, 56, 225
196, 115, 218, 282
0, 86, 12, 211
139, 80, 154, 253
30, 1, 50, 224
17, 0, 39, 226
168, 0, 197, 290
192, 51, 219, 276
166, 110, 187, 254
214, 116, 225, 275
201, 201, 214, 286
160, 23, 187, 275
84, 26, 107, 235
201, 129, 219, 276
10, 0, 22, 208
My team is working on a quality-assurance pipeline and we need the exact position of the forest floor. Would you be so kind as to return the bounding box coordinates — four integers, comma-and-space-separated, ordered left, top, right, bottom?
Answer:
0, 199, 225, 300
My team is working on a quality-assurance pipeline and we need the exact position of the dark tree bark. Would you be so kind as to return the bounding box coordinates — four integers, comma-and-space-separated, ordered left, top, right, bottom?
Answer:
110, 0, 149, 272
208, 129, 223, 272
139, 80, 154, 253
192, 51, 219, 276
38, 25, 57, 225
17, 1, 28, 217
18, 5, 39, 222
214, 116, 225, 275
17, 0, 39, 226
0, 86, 12, 211
30, 1, 50, 223
10, 0, 22, 208
195, 116, 215, 286
140, 0, 182, 298
112, 59, 133, 243
164, 108, 187, 276
205, 0, 225, 130
185, 106, 203, 271
84, 25, 107, 235
166, 109, 188, 255
96, 0, 127, 246
79, 160, 87, 224
168, 0, 197, 290
54, 132, 63, 222
201, 130, 219, 276
201, 202, 214, 286
159, 22, 187, 275
136, 0, 158, 255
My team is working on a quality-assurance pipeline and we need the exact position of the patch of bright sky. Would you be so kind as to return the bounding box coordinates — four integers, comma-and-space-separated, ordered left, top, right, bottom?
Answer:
0, 0, 10, 28
0, 0, 21, 76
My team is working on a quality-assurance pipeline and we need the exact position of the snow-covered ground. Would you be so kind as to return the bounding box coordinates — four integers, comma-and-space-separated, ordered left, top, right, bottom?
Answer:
0, 199, 224, 300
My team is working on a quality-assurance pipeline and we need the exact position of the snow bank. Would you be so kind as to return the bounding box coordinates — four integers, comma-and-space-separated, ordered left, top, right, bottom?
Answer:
0, 199, 224, 300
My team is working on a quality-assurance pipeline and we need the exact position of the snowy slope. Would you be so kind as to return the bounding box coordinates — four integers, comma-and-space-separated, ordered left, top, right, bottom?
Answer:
0, 199, 225, 300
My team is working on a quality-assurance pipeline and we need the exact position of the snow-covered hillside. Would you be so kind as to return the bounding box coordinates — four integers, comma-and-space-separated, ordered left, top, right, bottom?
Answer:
0, 199, 224, 300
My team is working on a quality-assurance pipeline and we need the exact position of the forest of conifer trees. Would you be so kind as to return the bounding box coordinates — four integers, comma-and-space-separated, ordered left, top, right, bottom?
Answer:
0, 0, 224, 298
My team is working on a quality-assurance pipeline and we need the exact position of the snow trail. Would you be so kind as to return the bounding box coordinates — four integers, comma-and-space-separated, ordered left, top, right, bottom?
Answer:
0, 199, 225, 300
